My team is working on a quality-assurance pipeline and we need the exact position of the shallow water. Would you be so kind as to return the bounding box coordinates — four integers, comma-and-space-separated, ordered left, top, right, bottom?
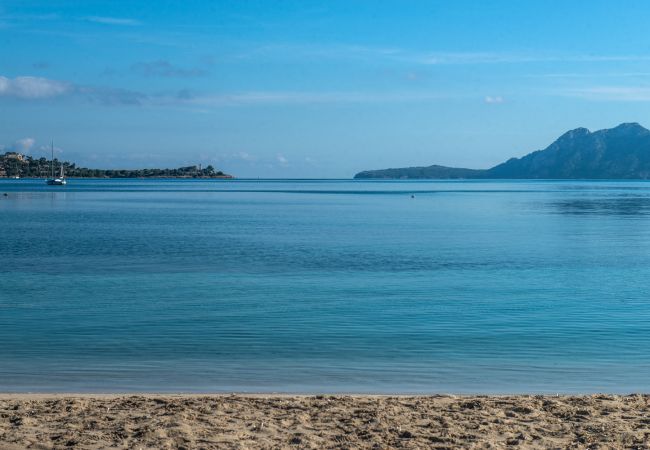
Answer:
1, 178, 650, 393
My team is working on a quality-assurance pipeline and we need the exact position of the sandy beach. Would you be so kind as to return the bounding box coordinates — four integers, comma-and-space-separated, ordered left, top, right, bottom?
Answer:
1, 394, 649, 449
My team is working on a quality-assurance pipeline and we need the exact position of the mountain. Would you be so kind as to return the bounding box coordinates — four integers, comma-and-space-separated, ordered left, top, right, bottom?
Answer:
354, 123, 650, 179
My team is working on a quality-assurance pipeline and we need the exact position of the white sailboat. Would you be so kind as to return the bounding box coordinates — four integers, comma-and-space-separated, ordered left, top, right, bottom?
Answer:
45, 141, 66, 186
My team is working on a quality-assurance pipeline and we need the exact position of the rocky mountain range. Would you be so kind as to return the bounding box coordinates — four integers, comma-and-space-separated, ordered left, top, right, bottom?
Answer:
354, 123, 650, 179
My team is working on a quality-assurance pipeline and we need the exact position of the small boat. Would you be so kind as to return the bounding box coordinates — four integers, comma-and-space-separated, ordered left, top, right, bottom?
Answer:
46, 167, 66, 185
45, 141, 66, 186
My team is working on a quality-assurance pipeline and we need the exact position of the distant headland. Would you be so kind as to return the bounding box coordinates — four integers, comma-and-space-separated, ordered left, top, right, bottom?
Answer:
355, 123, 650, 179
0, 153, 232, 179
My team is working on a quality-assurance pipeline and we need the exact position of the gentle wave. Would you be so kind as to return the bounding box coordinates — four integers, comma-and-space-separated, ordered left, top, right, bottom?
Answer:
2, 179, 650, 393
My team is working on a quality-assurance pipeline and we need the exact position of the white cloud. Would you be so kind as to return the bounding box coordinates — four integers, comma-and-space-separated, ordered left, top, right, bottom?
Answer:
12, 137, 35, 152
484, 95, 504, 104
0, 74, 148, 104
276, 154, 289, 165
84, 16, 141, 26
0, 75, 71, 99
1, 137, 44, 154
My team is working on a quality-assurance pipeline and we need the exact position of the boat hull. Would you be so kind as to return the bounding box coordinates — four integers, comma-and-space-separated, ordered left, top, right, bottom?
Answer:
46, 179, 67, 185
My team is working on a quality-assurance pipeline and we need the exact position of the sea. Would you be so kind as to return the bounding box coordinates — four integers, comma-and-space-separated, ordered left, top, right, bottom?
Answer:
1, 178, 650, 394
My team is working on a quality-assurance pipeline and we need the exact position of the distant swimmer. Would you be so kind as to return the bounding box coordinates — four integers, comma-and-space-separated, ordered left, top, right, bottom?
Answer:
411, 195, 415, 199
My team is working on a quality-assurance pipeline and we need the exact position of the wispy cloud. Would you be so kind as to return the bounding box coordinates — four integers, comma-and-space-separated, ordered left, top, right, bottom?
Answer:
0, 13, 140, 30
131, 60, 208, 78
212, 152, 258, 164
0, 75, 71, 99
84, 16, 141, 26
0, 74, 145, 104
211, 151, 294, 173
32, 61, 51, 70
13, 137, 35, 152
276, 154, 289, 166
412, 52, 525, 65
182, 90, 451, 106
559, 86, 650, 102
35, 143, 63, 156
405, 52, 650, 66
0, 137, 35, 153
76, 85, 149, 106
242, 42, 401, 61
239, 43, 650, 66
530, 72, 650, 79
1, 13, 60, 23
0, 74, 465, 108
484, 95, 504, 104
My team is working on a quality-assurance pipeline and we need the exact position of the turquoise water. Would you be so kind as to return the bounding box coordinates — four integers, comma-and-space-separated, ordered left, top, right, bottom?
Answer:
1, 178, 650, 393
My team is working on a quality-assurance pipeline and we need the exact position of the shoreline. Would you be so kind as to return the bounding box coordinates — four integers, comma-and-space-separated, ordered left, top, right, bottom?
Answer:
0, 391, 647, 398
1, 176, 234, 179
2, 393, 649, 448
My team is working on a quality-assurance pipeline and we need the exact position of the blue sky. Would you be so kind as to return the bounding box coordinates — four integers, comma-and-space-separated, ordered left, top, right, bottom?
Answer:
3, 0, 650, 177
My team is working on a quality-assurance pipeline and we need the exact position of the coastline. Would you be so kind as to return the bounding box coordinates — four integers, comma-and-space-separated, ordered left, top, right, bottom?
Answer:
1, 175, 234, 179
1, 394, 648, 448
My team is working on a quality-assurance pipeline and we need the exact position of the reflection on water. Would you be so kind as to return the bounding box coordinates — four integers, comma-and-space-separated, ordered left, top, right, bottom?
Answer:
549, 196, 650, 216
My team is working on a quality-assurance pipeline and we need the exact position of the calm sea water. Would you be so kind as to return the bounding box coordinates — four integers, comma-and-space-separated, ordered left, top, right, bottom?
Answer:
1, 178, 650, 393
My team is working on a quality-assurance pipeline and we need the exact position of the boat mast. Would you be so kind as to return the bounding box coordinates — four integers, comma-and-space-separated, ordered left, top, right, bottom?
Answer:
50, 141, 54, 179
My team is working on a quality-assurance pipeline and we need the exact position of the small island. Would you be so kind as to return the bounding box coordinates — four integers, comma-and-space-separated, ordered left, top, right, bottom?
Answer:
0, 152, 232, 179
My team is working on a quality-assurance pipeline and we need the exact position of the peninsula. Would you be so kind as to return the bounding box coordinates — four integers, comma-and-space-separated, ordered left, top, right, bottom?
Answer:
0, 153, 232, 179
355, 122, 650, 179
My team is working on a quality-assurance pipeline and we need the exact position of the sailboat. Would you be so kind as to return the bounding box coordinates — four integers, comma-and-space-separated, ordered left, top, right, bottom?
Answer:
45, 141, 66, 186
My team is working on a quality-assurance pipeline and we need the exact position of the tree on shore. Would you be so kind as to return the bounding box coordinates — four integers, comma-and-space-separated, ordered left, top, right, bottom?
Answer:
0, 152, 231, 178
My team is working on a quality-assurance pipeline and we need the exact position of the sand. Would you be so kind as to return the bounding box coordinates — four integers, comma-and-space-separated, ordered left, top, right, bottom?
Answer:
1, 394, 650, 449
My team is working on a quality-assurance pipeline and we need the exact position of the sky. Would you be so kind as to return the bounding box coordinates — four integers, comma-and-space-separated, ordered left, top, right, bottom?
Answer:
3, 1, 650, 177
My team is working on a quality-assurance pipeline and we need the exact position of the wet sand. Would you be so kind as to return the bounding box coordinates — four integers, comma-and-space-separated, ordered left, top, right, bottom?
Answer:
1, 394, 650, 449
